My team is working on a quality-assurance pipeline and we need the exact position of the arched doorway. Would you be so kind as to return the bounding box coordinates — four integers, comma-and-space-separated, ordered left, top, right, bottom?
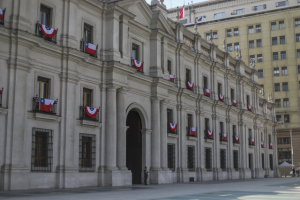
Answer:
126, 110, 142, 184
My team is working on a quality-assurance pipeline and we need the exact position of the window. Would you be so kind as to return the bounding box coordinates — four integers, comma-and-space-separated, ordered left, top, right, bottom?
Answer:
276, 115, 281, 122
257, 39, 262, 47
40, 5, 51, 26
231, 88, 235, 100
249, 129, 252, 139
220, 149, 226, 171
233, 150, 238, 171
84, 23, 92, 43
274, 68, 279, 76
218, 83, 222, 95
269, 154, 273, 170
281, 51, 286, 60
213, 32, 217, 39
279, 21, 284, 29
167, 60, 171, 74
195, 16, 206, 22
187, 114, 192, 128
282, 82, 288, 91
273, 52, 278, 60
220, 122, 224, 133
249, 40, 254, 48
257, 54, 263, 62
250, 55, 255, 64
227, 43, 232, 52
271, 22, 277, 30
297, 49, 300, 58
275, 99, 281, 107
167, 144, 175, 171
276, 1, 288, 7
214, 12, 225, 19
275, 83, 280, 91
262, 154, 265, 169
236, 9, 245, 14
280, 36, 285, 44
298, 65, 300, 73
31, 128, 53, 171
37, 77, 49, 98
203, 76, 208, 89
187, 146, 195, 171
205, 118, 209, 130
227, 29, 232, 37
83, 88, 92, 107
246, 95, 250, 106
278, 137, 291, 144
252, 4, 267, 11
281, 66, 287, 75
256, 25, 261, 33
296, 18, 300, 27
272, 37, 277, 45
249, 154, 253, 170
296, 34, 300, 42
258, 69, 263, 78
234, 42, 239, 51
205, 148, 212, 171
79, 134, 96, 172
206, 33, 210, 41
234, 28, 239, 36
278, 148, 291, 164
186, 69, 191, 82
248, 26, 254, 34
284, 114, 289, 123
233, 125, 236, 137
132, 44, 139, 61
167, 109, 173, 125
283, 98, 289, 107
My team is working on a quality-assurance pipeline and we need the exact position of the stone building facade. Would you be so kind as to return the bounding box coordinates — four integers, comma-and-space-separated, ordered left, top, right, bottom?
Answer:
0, 0, 277, 190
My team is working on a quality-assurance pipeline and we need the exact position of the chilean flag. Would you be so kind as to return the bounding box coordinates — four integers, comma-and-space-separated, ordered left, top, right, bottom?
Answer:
39, 24, 57, 38
179, 3, 185, 19
219, 94, 224, 101
204, 89, 210, 97
248, 105, 252, 111
169, 75, 175, 82
235, 135, 239, 142
39, 98, 55, 112
207, 130, 213, 138
133, 59, 143, 70
187, 82, 194, 90
85, 106, 99, 118
232, 99, 237, 106
190, 127, 196, 136
222, 133, 227, 141
196, 16, 202, 22
169, 123, 177, 132
261, 141, 264, 147
85, 42, 96, 56
250, 138, 255, 145
0, 8, 3, 20
270, 143, 273, 149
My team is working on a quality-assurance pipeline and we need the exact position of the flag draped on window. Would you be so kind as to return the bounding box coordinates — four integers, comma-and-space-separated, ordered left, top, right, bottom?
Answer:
251, 138, 255, 145
261, 141, 264, 147
187, 82, 194, 90
235, 135, 239, 142
232, 99, 237, 106
169, 75, 175, 82
222, 133, 227, 141
169, 123, 177, 132
190, 127, 196, 135
85, 106, 99, 118
270, 143, 273, 149
219, 94, 224, 101
39, 98, 54, 112
204, 89, 210, 97
248, 105, 252, 111
132, 59, 143, 70
85, 42, 97, 55
0, 8, 3, 20
39, 24, 57, 38
207, 130, 213, 138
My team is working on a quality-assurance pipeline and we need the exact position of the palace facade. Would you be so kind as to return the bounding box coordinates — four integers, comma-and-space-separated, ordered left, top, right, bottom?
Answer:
0, 0, 277, 190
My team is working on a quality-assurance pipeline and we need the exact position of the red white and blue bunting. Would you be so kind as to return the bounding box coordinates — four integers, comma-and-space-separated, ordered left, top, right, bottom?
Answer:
235, 135, 239, 142
187, 82, 194, 90
222, 133, 227, 141
261, 141, 264, 147
190, 127, 196, 135
270, 143, 273, 149
219, 94, 224, 101
132, 59, 143, 70
232, 99, 237, 106
207, 130, 213, 138
85, 106, 99, 118
169, 123, 177, 132
250, 138, 255, 145
248, 105, 252, 111
0, 8, 3, 20
39, 24, 57, 38
169, 75, 175, 82
204, 89, 210, 97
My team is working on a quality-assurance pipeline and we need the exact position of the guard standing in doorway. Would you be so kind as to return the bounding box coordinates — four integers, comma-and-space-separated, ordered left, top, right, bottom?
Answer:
144, 166, 148, 185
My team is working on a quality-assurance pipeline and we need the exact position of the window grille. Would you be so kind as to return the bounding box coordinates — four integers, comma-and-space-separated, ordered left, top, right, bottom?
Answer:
168, 144, 175, 171
187, 146, 195, 171
79, 133, 96, 172
205, 148, 212, 171
269, 154, 273, 170
31, 128, 53, 171
220, 149, 226, 171
256, 25, 261, 33
262, 153, 264, 169
233, 150, 238, 171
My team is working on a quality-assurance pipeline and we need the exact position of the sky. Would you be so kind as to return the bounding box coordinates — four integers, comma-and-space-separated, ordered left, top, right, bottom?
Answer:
145, 0, 208, 9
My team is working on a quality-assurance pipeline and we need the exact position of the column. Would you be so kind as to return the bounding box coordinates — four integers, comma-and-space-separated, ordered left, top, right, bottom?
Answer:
117, 88, 127, 170
150, 34, 163, 77
105, 87, 118, 170
160, 100, 168, 170
151, 98, 161, 170
213, 115, 220, 180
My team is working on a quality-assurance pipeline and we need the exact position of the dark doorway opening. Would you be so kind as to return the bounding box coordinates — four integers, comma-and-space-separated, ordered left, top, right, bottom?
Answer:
126, 111, 142, 184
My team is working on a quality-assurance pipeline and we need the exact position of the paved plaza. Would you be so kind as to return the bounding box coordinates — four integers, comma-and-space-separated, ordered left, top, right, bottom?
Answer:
0, 178, 299, 200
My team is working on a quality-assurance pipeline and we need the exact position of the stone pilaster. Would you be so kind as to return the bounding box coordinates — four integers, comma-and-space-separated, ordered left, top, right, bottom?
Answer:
117, 88, 127, 170
160, 100, 168, 170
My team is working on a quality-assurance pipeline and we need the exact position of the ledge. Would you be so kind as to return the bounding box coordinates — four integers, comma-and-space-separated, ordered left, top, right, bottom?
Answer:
79, 119, 101, 127
188, 136, 197, 141
249, 145, 255, 148
205, 138, 214, 143
0, 107, 8, 115
233, 143, 240, 147
27, 112, 61, 122
220, 141, 228, 145
168, 133, 178, 138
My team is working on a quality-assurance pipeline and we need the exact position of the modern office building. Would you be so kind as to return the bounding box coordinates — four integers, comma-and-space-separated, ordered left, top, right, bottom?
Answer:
168, 0, 300, 169
0, 0, 276, 190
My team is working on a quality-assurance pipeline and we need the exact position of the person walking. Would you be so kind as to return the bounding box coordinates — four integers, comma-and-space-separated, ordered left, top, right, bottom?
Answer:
144, 166, 148, 185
